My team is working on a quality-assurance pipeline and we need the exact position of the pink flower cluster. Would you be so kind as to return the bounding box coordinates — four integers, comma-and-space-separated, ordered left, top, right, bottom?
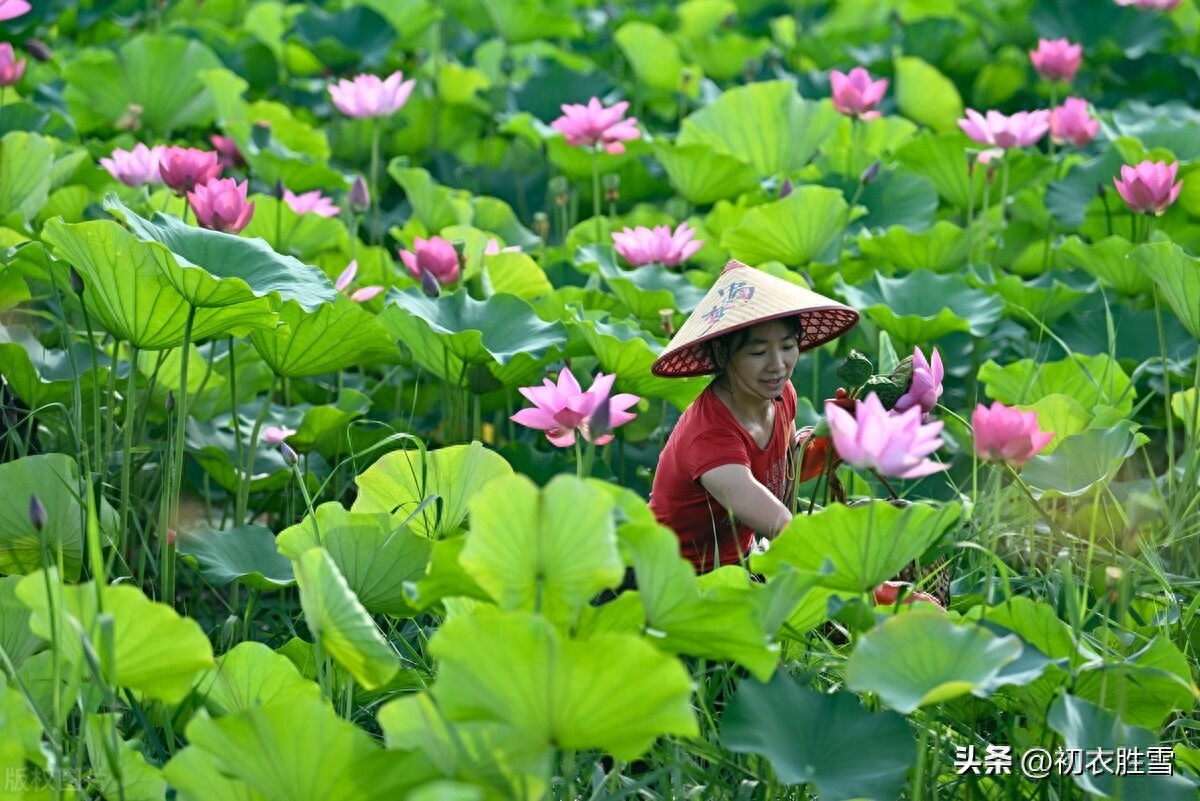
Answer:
551, 97, 641, 154
399, 236, 461, 286
1029, 39, 1082, 83
611, 222, 702, 268
971, 402, 1054, 467
512, 367, 640, 447
0, 42, 24, 87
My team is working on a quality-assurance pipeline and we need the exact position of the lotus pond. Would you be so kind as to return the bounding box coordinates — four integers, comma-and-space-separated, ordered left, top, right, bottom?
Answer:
1, 0, 1200, 798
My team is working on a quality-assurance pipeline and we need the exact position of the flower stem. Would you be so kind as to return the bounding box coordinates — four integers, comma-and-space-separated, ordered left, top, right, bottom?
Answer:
591, 149, 603, 244
163, 305, 197, 607
370, 118, 382, 247
1154, 287, 1176, 496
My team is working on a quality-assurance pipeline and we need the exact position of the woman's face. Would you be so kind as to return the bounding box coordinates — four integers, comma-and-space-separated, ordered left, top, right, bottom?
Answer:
719, 319, 800, 401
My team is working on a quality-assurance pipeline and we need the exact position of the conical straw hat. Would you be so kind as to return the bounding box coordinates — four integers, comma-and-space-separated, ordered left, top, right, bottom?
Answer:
652, 260, 859, 378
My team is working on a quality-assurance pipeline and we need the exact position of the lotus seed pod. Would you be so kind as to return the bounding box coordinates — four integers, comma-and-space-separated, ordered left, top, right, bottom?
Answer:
836, 349, 874, 388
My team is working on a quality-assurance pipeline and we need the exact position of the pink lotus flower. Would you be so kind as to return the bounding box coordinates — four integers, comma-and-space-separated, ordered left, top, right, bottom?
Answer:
611, 223, 703, 267
187, 178, 255, 234
210, 135, 245, 170
283, 189, 340, 218
1049, 98, 1100, 147
1115, 0, 1181, 9
0, 42, 25, 87
262, 426, 296, 445
550, 97, 641, 154
826, 393, 948, 479
100, 143, 166, 187
1113, 160, 1182, 216
328, 71, 416, 119
893, 346, 944, 415
335, 260, 384, 303
399, 236, 460, 285
159, 146, 222, 194
512, 367, 640, 447
972, 402, 1054, 467
958, 108, 1050, 150
1029, 39, 1082, 83
0, 0, 30, 22
830, 67, 889, 119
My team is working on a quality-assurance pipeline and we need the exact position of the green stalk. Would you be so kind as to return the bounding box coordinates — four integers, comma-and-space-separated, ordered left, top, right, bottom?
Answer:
993, 157, 1010, 270
103, 339, 121, 479
163, 306, 197, 607
119, 345, 140, 575
238, 375, 279, 525
591, 149, 603, 244
1154, 288, 1176, 496
370, 118, 382, 247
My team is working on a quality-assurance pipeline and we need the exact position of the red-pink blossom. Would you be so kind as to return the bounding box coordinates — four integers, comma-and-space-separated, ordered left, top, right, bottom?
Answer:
1029, 39, 1082, 83
1049, 98, 1100, 147
0, 42, 25, 87
550, 97, 641, 154
611, 223, 703, 267
830, 67, 888, 119
958, 108, 1050, 150
328, 71, 416, 119
159, 146, 222, 194
512, 367, 640, 447
826, 393, 948, 479
334, 260, 384, 303
0, 0, 30, 22
971, 402, 1054, 467
283, 189, 340, 218
187, 178, 255, 234
1113, 160, 1182, 216
399, 236, 460, 285
210, 135, 245, 170
100, 143, 166, 187
1114, 0, 1181, 9
893, 346, 944, 415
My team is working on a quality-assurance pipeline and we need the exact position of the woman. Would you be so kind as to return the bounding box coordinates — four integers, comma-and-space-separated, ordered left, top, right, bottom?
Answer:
648, 260, 859, 573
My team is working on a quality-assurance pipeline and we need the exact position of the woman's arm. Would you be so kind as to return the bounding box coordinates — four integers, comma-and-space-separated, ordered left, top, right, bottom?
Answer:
698, 464, 793, 538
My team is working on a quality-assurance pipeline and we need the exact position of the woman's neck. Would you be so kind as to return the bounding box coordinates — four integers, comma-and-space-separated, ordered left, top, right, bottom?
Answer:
713, 375, 772, 423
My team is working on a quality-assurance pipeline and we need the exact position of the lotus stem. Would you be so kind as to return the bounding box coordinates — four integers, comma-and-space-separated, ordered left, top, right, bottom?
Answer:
1154, 288, 1176, 496
164, 305, 197, 606
240, 374, 279, 525
120, 344, 139, 581
591, 149, 603, 244
370, 118, 382, 247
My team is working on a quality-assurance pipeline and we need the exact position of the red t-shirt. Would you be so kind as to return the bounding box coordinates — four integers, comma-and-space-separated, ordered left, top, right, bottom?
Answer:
649, 381, 796, 573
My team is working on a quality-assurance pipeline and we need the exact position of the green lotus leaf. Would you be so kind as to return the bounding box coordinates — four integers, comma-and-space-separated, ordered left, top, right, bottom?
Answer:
0, 454, 85, 581
754, 501, 961, 593
278, 503, 431, 618
651, 141, 760, 205
194, 641, 322, 717
722, 671, 915, 799
482, 0, 582, 43
161, 746, 267, 801
379, 287, 568, 386
105, 196, 337, 312
63, 34, 222, 135
677, 80, 841, 177
186, 414, 317, 494
0, 263, 29, 311
596, 249, 710, 319
978, 353, 1134, 416
0, 576, 40, 670
979, 597, 1095, 666
250, 295, 399, 378
389, 166, 472, 233
459, 475, 622, 629
1110, 100, 1200, 161
685, 31, 770, 83
622, 523, 817, 681
857, 220, 969, 273
572, 313, 706, 410
240, 197, 347, 262
837, 270, 1003, 344
471, 196, 542, 250
17, 571, 214, 704
290, 5, 395, 72
846, 614, 1025, 713
615, 21, 688, 93
407, 536, 492, 611
0, 323, 111, 413
0, 131, 54, 225
895, 131, 1049, 211
819, 116, 921, 180
1056, 235, 1150, 296
1, 672, 43, 773
481, 251, 553, 301
175, 698, 420, 801
42, 218, 278, 348
429, 609, 698, 760
1129, 241, 1200, 340
175, 524, 296, 590
0, 101, 77, 141
981, 268, 1092, 326
1074, 636, 1195, 731
37, 184, 93, 227
293, 547, 400, 690
1172, 388, 1198, 442
1047, 694, 1197, 801
1021, 394, 1090, 453
722, 186, 861, 265
894, 56, 963, 133
498, 111, 646, 181
287, 389, 372, 457
1045, 148, 1126, 230
359, 0, 441, 41
85, 713, 167, 801
831, 169, 939, 235
1021, 426, 1139, 498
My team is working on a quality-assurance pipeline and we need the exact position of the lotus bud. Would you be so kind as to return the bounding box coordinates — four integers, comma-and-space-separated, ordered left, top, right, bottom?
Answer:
165, 390, 176, 413
348, 175, 370, 214
603, 173, 620, 203
1096, 181, 1107, 197
166, 528, 177, 546
889, 354, 914, 391
549, 175, 570, 207
69, 266, 84, 295
29, 494, 46, 532
860, 160, 881, 185
862, 375, 903, 409
280, 441, 298, 466
836, 349, 874, 388
660, 308, 676, 336
273, 178, 286, 201
680, 67, 696, 92
24, 39, 52, 63
778, 178, 794, 198
812, 416, 832, 437
420, 268, 440, 298
533, 211, 550, 240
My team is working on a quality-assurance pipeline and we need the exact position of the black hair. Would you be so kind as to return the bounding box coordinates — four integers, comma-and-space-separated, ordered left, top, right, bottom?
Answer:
708, 316, 804, 372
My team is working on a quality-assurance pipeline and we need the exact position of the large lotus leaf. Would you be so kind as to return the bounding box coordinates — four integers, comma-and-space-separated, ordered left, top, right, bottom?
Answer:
0, 454, 85, 581
845, 614, 1024, 713
0, 131, 54, 225
894, 55, 963, 133
1110, 100, 1200, 161
1074, 636, 1195, 731
0, 322, 112, 411
389, 166, 472, 233
483, 0, 581, 42
1021, 426, 1139, 499
407, 536, 492, 611
240, 197, 346, 262
0, 576, 40, 670
353, 442, 514, 540
293, 547, 400, 690
573, 314, 706, 410
857, 220, 969, 273
175, 698, 419, 801
175, 524, 295, 590
84, 713, 167, 801
819, 116, 921, 180
894, 131, 1049, 211
63, 34, 222, 135
498, 112, 647, 181
753, 502, 961, 593
193, 641, 322, 717
379, 287, 568, 386
837, 270, 1003, 344
159, 747, 266, 801
978, 353, 1134, 416
984, 269, 1091, 326
481, 251, 553, 301
290, 5, 395, 72
596, 249, 710, 318
105, 196, 336, 312
621, 523, 815, 681
979, 596, 1095, 666
250, 295, 399, 378
278, 503, 431, 618
1045, 148, 1127, 230
721, 186, 861, 266
722, 671, 914, 800
651, 141, 761, 205
615, 21, 689, 93
17, 571, 214, 704
677, 80, 841, 177
42, 218, 277, 349
1, 673, 44, 776
0, 100, 77, 141
460, 475, 622, 629
1129, 241, 1200, 340
1046, 694, 1197, 801
0, 263, 29, 311
1173, 388, 1198, 442
1056, 235, 1150, 296
1021, 394, 1090, 453
471, 196, 542, 250
429, 609, 698, 760
828, 169, 939, 236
